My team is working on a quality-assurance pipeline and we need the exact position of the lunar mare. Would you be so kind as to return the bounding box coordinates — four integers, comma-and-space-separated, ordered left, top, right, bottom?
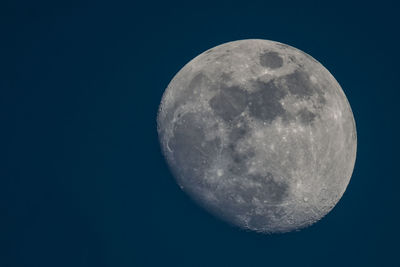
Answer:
157, 39, 357, 233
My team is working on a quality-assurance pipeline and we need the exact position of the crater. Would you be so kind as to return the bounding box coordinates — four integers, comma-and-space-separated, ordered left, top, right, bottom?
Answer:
209, 85, 248, 122
259, 51, 283, 69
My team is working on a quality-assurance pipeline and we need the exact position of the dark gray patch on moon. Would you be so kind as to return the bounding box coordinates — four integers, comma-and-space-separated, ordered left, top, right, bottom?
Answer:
284, 70, 315, 98
209, 85, 248, 121
260, 51, 283, 69
158, 39, 357, 234
248, 81, 287, 123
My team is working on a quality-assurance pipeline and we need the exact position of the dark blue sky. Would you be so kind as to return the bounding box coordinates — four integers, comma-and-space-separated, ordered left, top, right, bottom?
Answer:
2, 1, 399, 266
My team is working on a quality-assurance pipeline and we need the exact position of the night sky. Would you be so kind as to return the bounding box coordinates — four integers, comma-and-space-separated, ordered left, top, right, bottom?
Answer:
2, 1, 399, 266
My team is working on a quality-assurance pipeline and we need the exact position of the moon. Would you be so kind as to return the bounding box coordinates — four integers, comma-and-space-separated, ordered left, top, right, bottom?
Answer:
157, 39, 357, 233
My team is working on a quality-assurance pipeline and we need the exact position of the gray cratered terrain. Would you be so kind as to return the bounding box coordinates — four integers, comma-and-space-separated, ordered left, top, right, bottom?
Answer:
157, 39, 357, 233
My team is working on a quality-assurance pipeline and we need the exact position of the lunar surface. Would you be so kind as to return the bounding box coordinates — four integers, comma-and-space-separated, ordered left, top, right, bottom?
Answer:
157, 39, 357, 233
